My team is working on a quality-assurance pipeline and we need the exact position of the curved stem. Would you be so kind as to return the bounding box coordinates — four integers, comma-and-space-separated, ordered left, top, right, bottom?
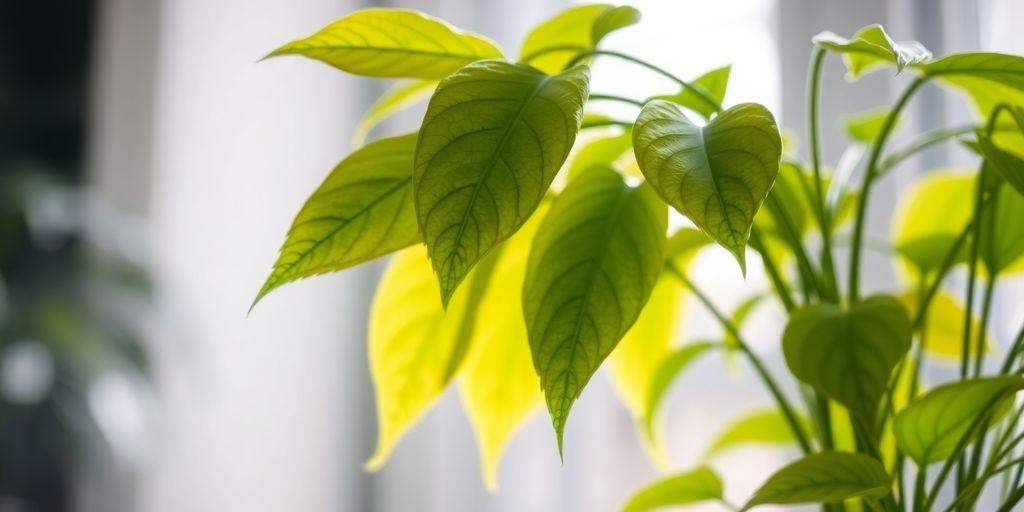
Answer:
973, 276, 997, 376
999, 322, 1024, 374
750, 228, 798, 312
588, 93, 646, 108
807, 47, 840, 304
580, 119, 633, 130
877, 124, 979, 178
667, 262, 813, 454
961, 170, 988, 379
848, 77, 926, 303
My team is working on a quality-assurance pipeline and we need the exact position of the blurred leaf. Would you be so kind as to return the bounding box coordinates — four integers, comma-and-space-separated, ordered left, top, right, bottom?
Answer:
520, 4, 639, 74
523, 166, 666, 454
894, 376, 1024, 466
634, 101, 781, 274
622, 466, 724, 512
665, 227, 712, 266
783, 295, 912, 424
899, 290, 990, 359
567, 129, 633, 181
642, 342, 713, 446
844, 107, 897, 143
254, 133, 419, 307
743, 452, 890, 510
266, 9, 502, 79
354, 80, 437, 145
813, 24, 931, 80
459, 206, 547, 492
980, 179, 1024, 274
652, 65, 731, 119
977, 130, 1024, 198
921, 52, 1024, 93
414, 61, 589, 306
706, 409, 806, 459
891, 170, 974, 279
724, 294, 764, 351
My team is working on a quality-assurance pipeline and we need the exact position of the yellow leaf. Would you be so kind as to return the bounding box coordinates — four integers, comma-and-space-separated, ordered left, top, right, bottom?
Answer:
458, 207, 547, 491
899, 290, 991, 359
891, 170, 974, 281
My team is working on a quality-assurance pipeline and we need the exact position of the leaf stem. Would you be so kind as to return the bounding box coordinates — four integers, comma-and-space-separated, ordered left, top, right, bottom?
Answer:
750, 229, 798, 312
588, 93, 646, 108
580, 119, 634, 130
667, 262, 813, 454
806, 47, 840, 305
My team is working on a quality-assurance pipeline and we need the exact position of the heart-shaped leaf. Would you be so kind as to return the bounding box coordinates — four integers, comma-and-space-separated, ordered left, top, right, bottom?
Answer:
782, 295, 912, 424
813, 24, 931, 80
921, 52, 1024, 91
894, 376, 1024, 466
354, 80, 437, 145
651, 65, 731, 120
743, 452, 890, 510
523, 166, 667, 453
254, 133, 419, 307
414, 61, 590, 306
266, 9, 502, 79
633, 100, 781, 273
622, 467, 724, 512
519, 4, 640, 74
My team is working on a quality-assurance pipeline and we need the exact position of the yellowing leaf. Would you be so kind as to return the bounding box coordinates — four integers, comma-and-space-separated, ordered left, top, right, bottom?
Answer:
891, 170, 974, 279
706, 409, 806, 459
899, 290, 991, 359
458, 206, 547, 492
267, 9, 502, 79
520, 4, 640, 74
354, 80, 437, 145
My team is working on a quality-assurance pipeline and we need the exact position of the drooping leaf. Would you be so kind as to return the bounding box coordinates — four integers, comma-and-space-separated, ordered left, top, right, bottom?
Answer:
894, 376, 1024, 466
414, 61, 590, 306
980, 178, 1024, 274
813, 24, 931, 80
622, 467, 724, 512
898, 290, 990, 359
458, 205, 547, 491
706, 409, 806, 459
651, 65, 731, 120
254, 133, 419, 307
921, 52, 1024, 92
782, 295, 912, 424
743, 452, 890, 510
844, 107, 898, 143
523, 166, 667, 453
977, 129, 1024, 198
519, 4, 640, 74
642, 342, 714, 443
365, 245, 495, 469
266, 9, 503, 79
891, 170, 973, 279
354, 80, 437, 145
633, 101, 781, 273
567, 129, 633, 181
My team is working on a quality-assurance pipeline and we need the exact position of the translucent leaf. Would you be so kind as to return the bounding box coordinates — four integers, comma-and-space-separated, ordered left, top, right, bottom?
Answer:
980, 180, 1024, 274
921, 52, 1024, 93
622, 467, 724, 512
567, 129, 633, 181
706, 409, 805, 459
266, 9, 502, 79
523, 166, 667, 454
633, 101, 781, 274
414, 61, 590, 306
458, 206, 547, 491
898, 290, 990, 359
813, 24, 931, 80
782, 295, 912, 424
977, 129, 1024, 198
891, 170, 973, 279
651, 65, 731, 120
843, 107, 898, 143
743, 452, 890, 510
519, 4, 640, 74
894, 376, 1024, 465
365, 245, 495, 469
354, 80, 437, 145
254, 133, 419, 307
642, 342, 714, 443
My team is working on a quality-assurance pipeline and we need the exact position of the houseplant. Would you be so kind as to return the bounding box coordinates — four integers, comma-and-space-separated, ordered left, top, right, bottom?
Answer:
252, 4, 1024, 511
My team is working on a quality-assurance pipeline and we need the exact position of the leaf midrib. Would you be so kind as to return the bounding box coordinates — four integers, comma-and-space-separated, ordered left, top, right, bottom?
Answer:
697, 120, 741, 245
283, 43, 492, 63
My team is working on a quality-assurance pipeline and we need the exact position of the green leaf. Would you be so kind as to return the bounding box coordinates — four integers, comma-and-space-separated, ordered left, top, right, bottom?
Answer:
894, 376, 1024, 466
891, 170, 973, 278
782, 295, 912, 424
254, 133, 419, 307
978, 130, 1024, 198
898, 290, 991, 359
523, 166, 667, 453
354, 80, 437, 145
921, 52, 1024, 91
652, 65, 731, 119
633, 101, 781, 274
567, 129, 633, 181
459, 204, 547, 491
724, 295, 764, 350
519, 4, 640, 74
642, 342, 714, 442
266, 9, 502, 79
813, 24, 931, 80
414, 61, 590, 306
706, 409, 805, 459
622, 466, 724, 512
844, 107, 898, 143
980, 178, 1024, 274
743, 452, 890, 510
665, 227, 712, 265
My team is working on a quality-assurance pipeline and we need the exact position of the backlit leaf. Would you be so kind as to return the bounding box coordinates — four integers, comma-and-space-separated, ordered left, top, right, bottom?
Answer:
520, 4, 640, 74
891, 170, 973, 278
266, 9, 502, 79
254, 133, 419, 307
844, 107, 897, 143
622, 467, 724, 512
459, 205, 547, 491
743, 452, 890, 510
782, 295, 912, 424
633, 101, 781, 273
977, 129, 1024, 198
813, 24, 931, 80
921, 52, 1024, 92
567, 129, 633, 181
980, 178, 1024, 274
354, 80, 437, 145
642, 342, 714, 443
523, 166, 667, 453
894, 376, 1024, 466
652, 65, 731, 120
414, 61, 590, 306
706, 409, 805, 459
898, 290, 990, 359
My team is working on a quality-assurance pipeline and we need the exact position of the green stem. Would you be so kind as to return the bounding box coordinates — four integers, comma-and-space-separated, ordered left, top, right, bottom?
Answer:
750, 229, 798, 312
876, 124, 979, 179
961, 170, 987, 380
588, 93, 646, 108
806, 47, 840, 304
999, 322, 1024, 374
973, 276, 997, 377
580, 119, 633, 130
765, 194, 826, 300
667, 262, 813, 454
848, 78, 926, 303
